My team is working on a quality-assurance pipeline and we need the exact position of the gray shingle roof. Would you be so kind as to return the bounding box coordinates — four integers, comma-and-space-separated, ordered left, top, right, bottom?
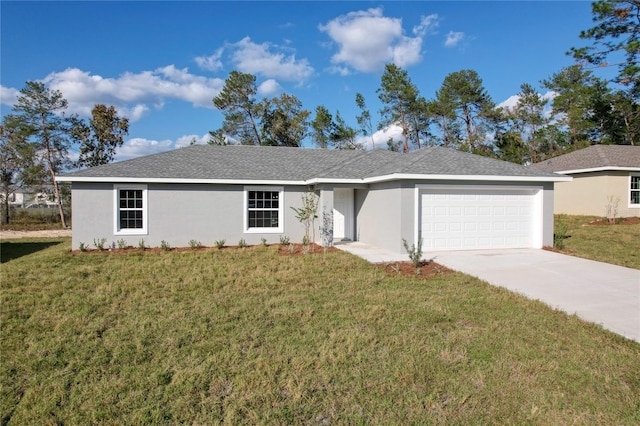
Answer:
531, 145, 640, 173
59, 144, 561, 182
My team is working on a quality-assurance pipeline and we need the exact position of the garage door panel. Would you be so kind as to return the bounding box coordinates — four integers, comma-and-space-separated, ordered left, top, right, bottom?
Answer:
421, 189, 536, 251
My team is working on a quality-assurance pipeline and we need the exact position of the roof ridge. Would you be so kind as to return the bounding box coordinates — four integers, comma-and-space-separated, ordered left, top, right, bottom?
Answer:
316, 149, 374, 175
394, 147, 429, 173
592, 145, 611, 166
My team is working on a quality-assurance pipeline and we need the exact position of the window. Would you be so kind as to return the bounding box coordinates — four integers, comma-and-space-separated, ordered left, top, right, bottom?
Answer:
244, 186, 283, 233
631, 175, 640, 207
114, 184, 147, 234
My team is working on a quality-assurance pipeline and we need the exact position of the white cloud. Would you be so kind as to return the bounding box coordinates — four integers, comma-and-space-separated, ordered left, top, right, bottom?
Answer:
0, 66, 226, 122
444, 31, 465, 47
116, 137, 175, 161
327, 66, 351, 76
195, 48, 224, 72
413, 14, 440, 37
0, 86, 20, 107
498, 94, 520, 111
354, 124, 405, 150
174, 133, 210, 148
230, 36, 314, 82
498, 90, 557, 118
319, 8, 425, 73
258, 79, 281, 96
115, 133, 212, 161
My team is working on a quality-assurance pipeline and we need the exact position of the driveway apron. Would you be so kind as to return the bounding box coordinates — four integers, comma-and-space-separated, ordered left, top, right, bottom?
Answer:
427, 249, 640, 343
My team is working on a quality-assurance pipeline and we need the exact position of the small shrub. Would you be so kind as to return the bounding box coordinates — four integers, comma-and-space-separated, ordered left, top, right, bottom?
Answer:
215, 239, 226, 249
261, 237, 268, 246
238, 238, 247, 248
605, 195, 620, 224
117, 238, 127, 249
302, 235, 310, 246
402, 238, 423, 268
79, 242, 88, 252
93, 237, 107, 251
160, 240, 171, 251
138, 239, 146, 250
279, 235, 290, 245
554, 222, 568, 250
189, 239, 202, 249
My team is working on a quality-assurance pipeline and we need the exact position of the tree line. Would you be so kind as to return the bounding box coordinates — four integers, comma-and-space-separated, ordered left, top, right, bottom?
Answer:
0, 82, 129, 225
210, 0, 638, 160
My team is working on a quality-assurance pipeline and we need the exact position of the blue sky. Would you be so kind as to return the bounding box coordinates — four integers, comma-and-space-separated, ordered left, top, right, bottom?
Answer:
1, 1, 599, 161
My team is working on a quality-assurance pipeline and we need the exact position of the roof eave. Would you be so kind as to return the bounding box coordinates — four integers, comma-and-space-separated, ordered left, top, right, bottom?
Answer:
55, 176, 309, 185
552, 166, 640, 175
361, 173, 572, 183
57, 173, 572, 185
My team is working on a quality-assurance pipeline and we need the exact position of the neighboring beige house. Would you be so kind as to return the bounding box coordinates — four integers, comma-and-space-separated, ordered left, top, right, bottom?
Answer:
532, 145, 640, 217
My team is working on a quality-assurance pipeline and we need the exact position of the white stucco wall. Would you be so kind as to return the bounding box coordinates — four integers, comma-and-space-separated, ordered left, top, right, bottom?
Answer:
70, 182, 310, 250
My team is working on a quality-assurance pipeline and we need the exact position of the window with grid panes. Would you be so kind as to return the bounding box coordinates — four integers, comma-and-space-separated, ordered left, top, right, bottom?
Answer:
631, 175, 640, 206
119, 189, 144, 229
247, 190, 280, 228
114, 184, 147, 234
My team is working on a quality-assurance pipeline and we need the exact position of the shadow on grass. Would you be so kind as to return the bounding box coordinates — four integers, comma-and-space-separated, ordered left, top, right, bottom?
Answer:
0, 241, 63, 263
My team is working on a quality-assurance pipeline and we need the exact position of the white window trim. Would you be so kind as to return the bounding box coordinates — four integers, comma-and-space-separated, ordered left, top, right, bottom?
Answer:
630, 174, 640, 208
113, 184, 148, 235
244, 186, 284, 234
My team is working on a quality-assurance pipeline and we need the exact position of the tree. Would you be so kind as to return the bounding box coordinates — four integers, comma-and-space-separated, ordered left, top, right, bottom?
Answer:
609, 89, 640, 145
259, 93, 310, 147
330, 111, 362, 150
0, 115, 43, 224
12, 81, 71, 227
355, 93, 376, 150
436, 69, 496, 152
311, 105, 333, 148
498, 83, 551, 163
570, 0, 640, 95
426, 91, 461, 147
213, 71, 263, 145
208, 129, 230, 145
377, 64, 420, 153
71, 104, 129, 168
542, 65, 604, 147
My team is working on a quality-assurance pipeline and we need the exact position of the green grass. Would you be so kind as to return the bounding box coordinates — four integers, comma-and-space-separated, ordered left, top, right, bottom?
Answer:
555, 215, 640, 269
1, 238, 639, 424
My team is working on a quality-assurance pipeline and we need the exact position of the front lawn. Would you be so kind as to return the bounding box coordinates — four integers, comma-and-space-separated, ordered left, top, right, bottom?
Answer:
554, 215, 640, 269
1, 239, 639, 424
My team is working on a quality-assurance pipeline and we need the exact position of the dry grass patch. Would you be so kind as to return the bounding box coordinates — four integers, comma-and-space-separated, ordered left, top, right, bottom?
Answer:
1, 238, 639, 424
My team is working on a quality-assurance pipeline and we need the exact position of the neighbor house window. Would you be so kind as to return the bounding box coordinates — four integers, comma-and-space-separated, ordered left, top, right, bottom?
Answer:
244, 186, 283, 233
631, 175, 640, 207
114, 184, 148, 235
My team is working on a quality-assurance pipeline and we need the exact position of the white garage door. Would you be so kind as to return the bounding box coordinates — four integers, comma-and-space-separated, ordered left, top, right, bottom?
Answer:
421, 188, 537, 251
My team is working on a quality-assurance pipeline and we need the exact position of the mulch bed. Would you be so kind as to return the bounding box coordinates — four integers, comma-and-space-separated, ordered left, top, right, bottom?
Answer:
71, 243, 339, 255
69, 243, 452, 279
377, 260, 454, 279
585, 217, 640, 226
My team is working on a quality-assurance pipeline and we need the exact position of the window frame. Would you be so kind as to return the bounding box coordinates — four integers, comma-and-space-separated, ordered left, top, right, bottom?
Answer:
244, 186, 284, 234
630, 174, 640, 208
113, 184, 148, 235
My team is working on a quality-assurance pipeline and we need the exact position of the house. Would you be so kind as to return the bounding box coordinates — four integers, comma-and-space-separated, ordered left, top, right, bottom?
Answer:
56, 145, 568, 253
0, 186, 58, 208
531, 145, 640, 217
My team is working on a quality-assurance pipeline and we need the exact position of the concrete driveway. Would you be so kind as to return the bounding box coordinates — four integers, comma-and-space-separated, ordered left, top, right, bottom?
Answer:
336, 243, 640, 342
